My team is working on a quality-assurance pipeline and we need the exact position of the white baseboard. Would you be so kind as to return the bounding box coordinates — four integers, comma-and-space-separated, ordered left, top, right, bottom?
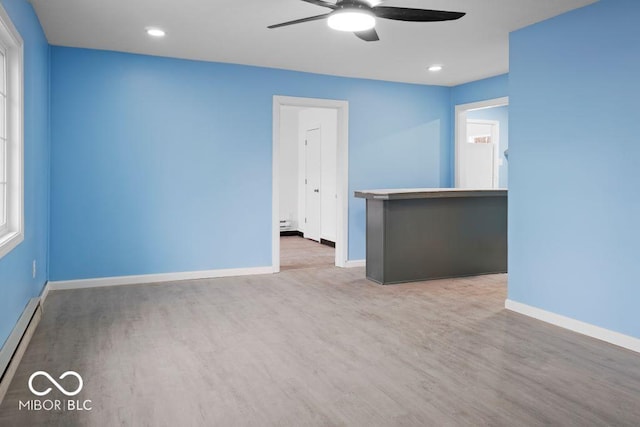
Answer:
48, 266, 275, 291
344, 259, 366, 268
40, 281, 51, 306
0, 299, 42, 403
505, 299, 640, 354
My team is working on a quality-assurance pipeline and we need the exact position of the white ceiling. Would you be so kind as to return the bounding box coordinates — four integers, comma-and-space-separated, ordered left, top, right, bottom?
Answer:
31, 0, 596, 86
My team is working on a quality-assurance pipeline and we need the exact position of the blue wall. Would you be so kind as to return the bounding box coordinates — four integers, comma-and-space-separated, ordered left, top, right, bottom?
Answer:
49, 47, 451, 280
451, 74, 509, 107
509, 0, 640, 338
467, 106, 509, 188
0, 0, 49, 347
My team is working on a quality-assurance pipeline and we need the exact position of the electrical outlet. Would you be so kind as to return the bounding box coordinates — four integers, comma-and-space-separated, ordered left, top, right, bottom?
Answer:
32, 260, 36, 279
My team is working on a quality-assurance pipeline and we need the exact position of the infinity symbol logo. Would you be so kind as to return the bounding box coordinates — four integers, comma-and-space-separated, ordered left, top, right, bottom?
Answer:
28, 371, 83, 397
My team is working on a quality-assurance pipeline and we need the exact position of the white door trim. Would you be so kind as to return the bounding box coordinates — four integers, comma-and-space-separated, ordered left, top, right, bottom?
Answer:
272, 96, 349, 272
454, 97, 508, 188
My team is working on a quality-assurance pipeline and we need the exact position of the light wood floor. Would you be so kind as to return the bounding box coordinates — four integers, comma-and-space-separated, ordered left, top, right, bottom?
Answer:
280, 235, 335, 271
2, 238, 640, 426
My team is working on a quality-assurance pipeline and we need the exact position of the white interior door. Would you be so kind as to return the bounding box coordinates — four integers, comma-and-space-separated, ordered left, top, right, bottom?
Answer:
304, 128, 321, 242
460, 120, 499, 189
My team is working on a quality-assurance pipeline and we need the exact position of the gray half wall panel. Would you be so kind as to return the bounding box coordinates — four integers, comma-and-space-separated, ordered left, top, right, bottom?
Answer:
359, 190, 507, 284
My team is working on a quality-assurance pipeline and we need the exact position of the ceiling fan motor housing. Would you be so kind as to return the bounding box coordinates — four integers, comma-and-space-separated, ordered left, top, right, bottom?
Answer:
334, 0, 374, 12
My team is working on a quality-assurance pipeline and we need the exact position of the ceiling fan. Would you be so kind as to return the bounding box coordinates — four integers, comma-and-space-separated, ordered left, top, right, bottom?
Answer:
268, 0, 465, 42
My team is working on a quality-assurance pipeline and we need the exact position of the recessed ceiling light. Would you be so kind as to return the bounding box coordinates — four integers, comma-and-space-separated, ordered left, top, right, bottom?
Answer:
146, 28, 166, 37
428, 65, 443, 72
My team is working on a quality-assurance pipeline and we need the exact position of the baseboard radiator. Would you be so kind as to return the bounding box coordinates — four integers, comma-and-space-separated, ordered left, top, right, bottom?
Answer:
0, 298, 42, 403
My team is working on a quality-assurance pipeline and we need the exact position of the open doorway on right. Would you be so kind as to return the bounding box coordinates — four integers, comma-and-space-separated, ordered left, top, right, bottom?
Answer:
455, 97, 509, 189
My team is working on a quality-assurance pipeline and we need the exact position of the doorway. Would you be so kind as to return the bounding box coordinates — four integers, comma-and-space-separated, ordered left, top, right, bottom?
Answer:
464, 119, 500, 188
272, 96, 349, 272
455, 97, 509, 189
278, 108, 336, 269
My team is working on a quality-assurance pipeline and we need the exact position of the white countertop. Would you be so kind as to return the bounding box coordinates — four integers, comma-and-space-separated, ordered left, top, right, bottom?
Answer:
354, 188, 507, 200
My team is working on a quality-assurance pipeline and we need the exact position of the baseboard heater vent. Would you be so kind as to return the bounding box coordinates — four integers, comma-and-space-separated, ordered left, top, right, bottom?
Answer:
0, 298, 41, 403
320, 239, 336, 248
280, 230, 304, 237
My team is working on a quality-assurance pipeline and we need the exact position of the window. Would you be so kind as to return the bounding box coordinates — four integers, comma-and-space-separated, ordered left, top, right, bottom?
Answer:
0, 5, 23, 259
1, 47, 8, 230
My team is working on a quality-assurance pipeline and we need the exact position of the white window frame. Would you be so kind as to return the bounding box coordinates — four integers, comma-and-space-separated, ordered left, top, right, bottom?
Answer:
0, 4, 24, 260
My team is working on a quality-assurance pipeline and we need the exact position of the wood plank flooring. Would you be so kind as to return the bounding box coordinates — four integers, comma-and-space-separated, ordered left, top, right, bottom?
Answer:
1, 237, 639, 426
280, 235, 334, 271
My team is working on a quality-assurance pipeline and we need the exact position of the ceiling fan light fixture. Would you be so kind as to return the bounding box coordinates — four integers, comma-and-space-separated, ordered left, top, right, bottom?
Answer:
327, 9, 376, 32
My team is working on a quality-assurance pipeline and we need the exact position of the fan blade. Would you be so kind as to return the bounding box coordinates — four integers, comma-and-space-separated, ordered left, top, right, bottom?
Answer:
268, 13, 330, 29
301, 0, 338, 9
373, 7, 465, 22
354, 28, 379, 42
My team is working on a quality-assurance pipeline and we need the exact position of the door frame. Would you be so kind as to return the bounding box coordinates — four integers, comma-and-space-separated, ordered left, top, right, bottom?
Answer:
454, 97, 508, 188
272, 96, 349, 272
